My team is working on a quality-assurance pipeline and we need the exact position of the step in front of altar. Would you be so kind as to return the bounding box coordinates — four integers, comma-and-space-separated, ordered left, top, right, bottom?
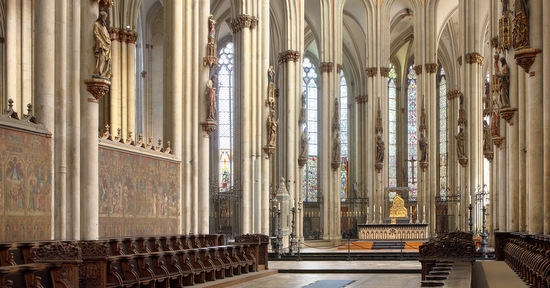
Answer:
338, 241, 426, 250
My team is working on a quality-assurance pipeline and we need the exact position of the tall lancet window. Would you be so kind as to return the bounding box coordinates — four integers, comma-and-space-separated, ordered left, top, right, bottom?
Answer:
407, 64, 418, 200
302, 57, 319, 202
339, 70, 349, 200
388, 64, 397, 187
438, 66, 448, 195
217, 42, 234, 190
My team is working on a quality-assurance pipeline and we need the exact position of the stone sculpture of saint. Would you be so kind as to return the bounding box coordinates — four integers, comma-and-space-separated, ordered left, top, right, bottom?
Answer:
267, 111, 278, 146
499, 57, 510, 107
93, 11, 112, 79
483, 120, 493, 152
376, 133, 385, 163
419, 130, 428, 162
208, 14, 216, 43
206, 75, 217, 120
299, 128, 308, 159
456, 128, 465, 158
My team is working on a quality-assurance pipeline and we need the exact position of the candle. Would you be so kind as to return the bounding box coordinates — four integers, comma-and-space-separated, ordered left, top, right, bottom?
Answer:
278, 202, 280, 210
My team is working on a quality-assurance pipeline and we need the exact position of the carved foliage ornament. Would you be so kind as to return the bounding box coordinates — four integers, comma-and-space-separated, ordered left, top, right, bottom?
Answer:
230, 15, 258, 34
97, 0, 114, 9
465, 52, 484, 65
425, 63, 438, 74
413, 64, 423, 75
320, 62, 334, 73
365, 67, 377, 77
380, 67, 391, 77
446, 90, 461, 101
278, 50, 300, 65
84, 78, 111, 102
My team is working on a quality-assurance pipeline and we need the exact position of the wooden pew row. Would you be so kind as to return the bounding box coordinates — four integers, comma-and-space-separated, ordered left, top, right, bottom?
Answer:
495, 232, 550, 288
0, 234, 267, 288
418, 231, 476, 287
79, 234, 264, 287
0, 241, 82, 288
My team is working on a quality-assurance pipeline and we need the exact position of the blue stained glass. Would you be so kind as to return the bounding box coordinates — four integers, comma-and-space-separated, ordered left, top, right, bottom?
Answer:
438, 66, 448, 195
302, 58, 319, 202
217, 42, 235, 187
388, 64, 397, 187
407, 64, 417, 198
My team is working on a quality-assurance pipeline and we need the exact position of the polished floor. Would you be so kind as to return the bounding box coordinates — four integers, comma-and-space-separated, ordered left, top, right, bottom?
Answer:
194, 260, 422, 288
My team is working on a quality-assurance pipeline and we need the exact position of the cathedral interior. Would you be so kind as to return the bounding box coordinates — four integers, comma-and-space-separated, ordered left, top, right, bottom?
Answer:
0, 1, 550, 285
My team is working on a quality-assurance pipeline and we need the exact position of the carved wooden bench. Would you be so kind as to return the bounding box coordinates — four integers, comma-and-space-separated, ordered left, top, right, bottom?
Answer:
0, 241, 82, 288
495, 232, 550, 287
418, 231, 476, 287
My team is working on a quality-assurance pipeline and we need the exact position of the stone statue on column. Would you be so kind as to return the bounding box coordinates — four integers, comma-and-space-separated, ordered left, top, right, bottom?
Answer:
419, 130, 428, 163
203, 14, 218, 67
456, 127, 465, 158
267, 110, 278, 146
512, 0, 529, 49
206, 74, 217, 121
498, 57, 510, 107
376, 132, 385, 163
266, 66, 276, 109
93, 11, 112, 79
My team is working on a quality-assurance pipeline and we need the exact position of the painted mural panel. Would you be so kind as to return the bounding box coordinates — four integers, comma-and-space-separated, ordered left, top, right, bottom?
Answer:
98, 146, 180, 237
0, 127, 52, 241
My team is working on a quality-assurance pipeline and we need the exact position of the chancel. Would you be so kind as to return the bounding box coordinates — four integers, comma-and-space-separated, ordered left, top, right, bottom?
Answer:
0, 0, 548, 287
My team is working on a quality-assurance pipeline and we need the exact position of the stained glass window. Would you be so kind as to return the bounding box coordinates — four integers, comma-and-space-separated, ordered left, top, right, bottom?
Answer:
407, 65, 417, 201
340, 71, 348, 200
302, 58, 319, 202
439, 66, 448, 196
218, 42, 234, 190
388, 64, 397, 187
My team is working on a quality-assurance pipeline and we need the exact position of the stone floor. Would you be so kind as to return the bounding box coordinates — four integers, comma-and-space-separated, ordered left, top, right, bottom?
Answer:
194, 260, 422, 288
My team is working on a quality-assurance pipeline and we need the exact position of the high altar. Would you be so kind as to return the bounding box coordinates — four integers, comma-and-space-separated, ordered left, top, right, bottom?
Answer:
358, 191, 428, 241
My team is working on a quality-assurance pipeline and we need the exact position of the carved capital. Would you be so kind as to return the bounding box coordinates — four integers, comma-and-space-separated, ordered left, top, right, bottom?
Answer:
375, 162, 383, 173
125, 30, 138, 44
355, 95, 368, 104
331, 161, 341, 170
337, 64, 344, 73
278, 50, 300, 65
425, 63, 438, 74
108, 27, 120, 41
465, 52, 484, 65
380, 67, 391, 77
84, 78, 111, 102
320, 62, 334, 73
446, 89, 461, 101
298, 157, 307, 167
514, 47, 542, 74
98, 0, 114, 9
413, 64, 423, 75
365, 67, 377, 77
457, 56, 462, 66
230, 15, 258, 34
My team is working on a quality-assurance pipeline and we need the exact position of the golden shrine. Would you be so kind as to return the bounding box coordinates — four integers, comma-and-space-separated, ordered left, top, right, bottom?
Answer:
389, 194, 408, 224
